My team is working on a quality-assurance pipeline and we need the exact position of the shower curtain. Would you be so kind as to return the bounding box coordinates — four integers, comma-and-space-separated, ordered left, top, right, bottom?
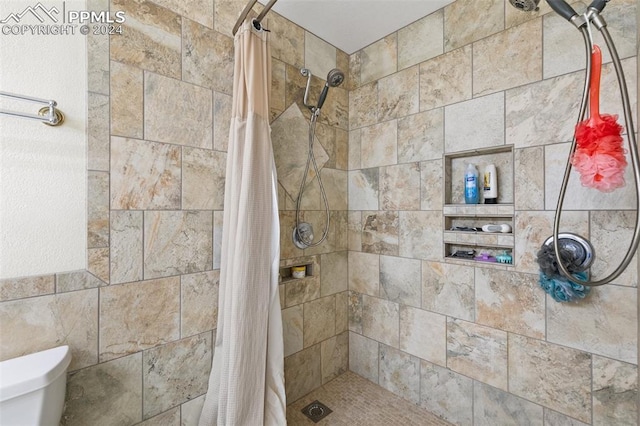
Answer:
199, 19, 286, 426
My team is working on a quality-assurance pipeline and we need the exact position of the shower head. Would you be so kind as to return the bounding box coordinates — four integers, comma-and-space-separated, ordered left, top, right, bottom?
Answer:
508, 0, 540, 11
326, 68, 345, 88
317, 68, 344, 110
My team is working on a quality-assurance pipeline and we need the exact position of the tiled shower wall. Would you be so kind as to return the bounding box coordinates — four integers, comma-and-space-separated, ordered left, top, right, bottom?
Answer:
347, 0, 639, 425
0, 0, 347, 424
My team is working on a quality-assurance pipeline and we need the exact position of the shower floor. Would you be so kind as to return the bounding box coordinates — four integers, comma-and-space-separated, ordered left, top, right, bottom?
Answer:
286, 371, 453, 425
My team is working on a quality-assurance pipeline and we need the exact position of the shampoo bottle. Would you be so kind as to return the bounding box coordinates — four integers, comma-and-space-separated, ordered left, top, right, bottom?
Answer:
464, 163, 479, 204
483, 164, 498, 204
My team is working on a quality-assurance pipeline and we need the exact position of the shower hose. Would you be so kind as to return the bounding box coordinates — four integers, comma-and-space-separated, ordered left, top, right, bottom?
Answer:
553, 9, 640, 286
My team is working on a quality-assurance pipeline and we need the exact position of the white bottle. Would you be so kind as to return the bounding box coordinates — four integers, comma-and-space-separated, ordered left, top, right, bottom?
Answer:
483, 164, 498, 204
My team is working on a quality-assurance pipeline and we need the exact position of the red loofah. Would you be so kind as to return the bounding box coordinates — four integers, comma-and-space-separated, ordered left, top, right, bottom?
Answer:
572, 45, 627, 192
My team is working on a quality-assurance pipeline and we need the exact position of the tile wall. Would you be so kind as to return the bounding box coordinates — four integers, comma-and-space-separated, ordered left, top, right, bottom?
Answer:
347, 0, 639, 425
0, 0, 348, 424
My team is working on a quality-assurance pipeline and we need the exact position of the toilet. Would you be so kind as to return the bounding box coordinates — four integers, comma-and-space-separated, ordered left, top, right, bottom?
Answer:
0, 345, 71, 425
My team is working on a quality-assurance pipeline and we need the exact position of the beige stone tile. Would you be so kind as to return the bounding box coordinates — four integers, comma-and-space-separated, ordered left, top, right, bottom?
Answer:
213, 210, 223, 269
378, 66, 419, 122
400, 306, 446, 366
361, 120, 397, 168
270, 12, 305, 68
348, 211, 362, 251
88, 171, 109, 248
145, 72, 213, 148
320, 251, 347, 297
87, 3, 110, 95
304, 295, 336, 347
398, 10, 444, 70
336, 49, 352, 92
271, 59, 286, 114
272, 103, 329, 198
447, 319, 508, 390
88, 247, 110, 283
110, 0, 181, 79
335, 291, 348, 334
284, 344, 322, 402
505, 71, 583, 148
421, 159, 444, 211
592, 356, 638, 425
362, 294, 399, 348
335, 128, 349, 170
110, 61, 143, 139
88, 92, 110, 172
380, 163, 420, 210
99, 277, 180, 361
548, 284, 636, 364
544, 410, 589, 426
398, 109, 444, 164
143, 333, 212, 419
180, 395, 205, 426
139, 407, 180, 425
284, 274, 320, 308
444, 0, 504, 52
0, 289, 98, 371
110, 210, 143, 285
444, 93, 505, 153
0, 275, 54, 302
474, 19, 542, 97
56, 270, 104, 293
153, 0, 213, 28
182, 147, 226, 210
348, 291, 363, 335
514, 210, 589, 275
62, 353, 142, 425
380, 255, 421, 307
420, 361, 473, 425
213, 91, 232, 152
349, 332, 379, 384
422, 261, 475, 321
320, 169, 347, 211
509, 334, 591, 423
283, 305, 303, 357
349, 81, 378, 130
362, 211, 399, 256
474, 382, 544, 426
348, 169, 379, 211
590, 211, 638, 287
349, 50, 362, 90
144, 211, 213, 279
183, 19, 233, 95
515, 147, 544, 210
348, 251, 379, 297
321, 331, 348, 384
320, 85, 349, 130
111, 137, 181, 210
305, 32, 336, 79
399, 211, 442, 261
359, 34, 397, 84
476, 268, 545, 338
379, 344, 420, 404
181, 270, 219, 337
545, 142, 638, 211
213, 0, 247, 37
279, 211, 304, 260
420, 45, 472, 111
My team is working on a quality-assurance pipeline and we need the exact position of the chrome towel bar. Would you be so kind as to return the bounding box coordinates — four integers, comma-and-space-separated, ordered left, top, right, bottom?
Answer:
0, 91, 64, 126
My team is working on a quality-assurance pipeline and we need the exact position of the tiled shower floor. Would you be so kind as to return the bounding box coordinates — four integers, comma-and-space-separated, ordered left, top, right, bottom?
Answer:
286, 371, 453, 425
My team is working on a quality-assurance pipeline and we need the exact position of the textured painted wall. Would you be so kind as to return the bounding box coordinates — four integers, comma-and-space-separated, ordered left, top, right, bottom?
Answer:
347, 0, 639, 424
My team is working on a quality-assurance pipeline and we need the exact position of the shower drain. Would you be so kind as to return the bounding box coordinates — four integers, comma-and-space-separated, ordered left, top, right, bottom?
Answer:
301, 400, 332, 423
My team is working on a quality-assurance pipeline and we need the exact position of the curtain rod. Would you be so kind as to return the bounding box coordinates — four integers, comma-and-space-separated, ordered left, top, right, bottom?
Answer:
233, 0, 278, 35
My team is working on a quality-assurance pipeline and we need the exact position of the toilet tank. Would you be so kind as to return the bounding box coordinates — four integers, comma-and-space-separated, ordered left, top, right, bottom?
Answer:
0, 346, 72, 426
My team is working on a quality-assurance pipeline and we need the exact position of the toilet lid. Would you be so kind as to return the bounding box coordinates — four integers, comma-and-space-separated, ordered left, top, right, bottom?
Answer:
0, 345, 71, 402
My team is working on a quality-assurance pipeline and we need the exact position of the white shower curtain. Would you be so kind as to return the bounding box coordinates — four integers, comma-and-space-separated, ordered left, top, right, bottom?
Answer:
199, 19, 286, 426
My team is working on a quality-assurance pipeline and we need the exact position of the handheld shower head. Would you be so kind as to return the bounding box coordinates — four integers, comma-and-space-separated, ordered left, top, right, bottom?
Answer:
317, 68, 344, 110
509, 0, 540, 11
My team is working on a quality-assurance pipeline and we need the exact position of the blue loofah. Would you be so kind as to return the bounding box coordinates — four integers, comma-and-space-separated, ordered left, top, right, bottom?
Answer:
539, 271, 590, 303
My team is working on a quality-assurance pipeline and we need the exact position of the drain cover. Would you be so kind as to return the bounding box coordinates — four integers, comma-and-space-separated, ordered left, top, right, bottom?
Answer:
301, 400, 332, 423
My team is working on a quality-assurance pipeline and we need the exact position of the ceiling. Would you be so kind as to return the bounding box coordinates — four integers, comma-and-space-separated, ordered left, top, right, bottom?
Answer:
257, 0, 455, 54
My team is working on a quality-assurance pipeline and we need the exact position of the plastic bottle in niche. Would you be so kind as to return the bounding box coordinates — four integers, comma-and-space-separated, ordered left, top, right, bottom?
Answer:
483, 164, 498, 204
464, 163, 479, 204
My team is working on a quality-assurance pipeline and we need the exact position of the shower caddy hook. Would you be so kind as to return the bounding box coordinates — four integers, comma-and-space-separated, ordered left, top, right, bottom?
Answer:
546, 0, 639, 286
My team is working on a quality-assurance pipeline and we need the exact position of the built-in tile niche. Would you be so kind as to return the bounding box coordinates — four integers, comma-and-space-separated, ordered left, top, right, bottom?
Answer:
443, 146, 515, 266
